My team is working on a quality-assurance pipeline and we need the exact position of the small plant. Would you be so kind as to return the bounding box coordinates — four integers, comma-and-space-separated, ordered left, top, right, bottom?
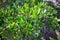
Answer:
0, 0, 59, 40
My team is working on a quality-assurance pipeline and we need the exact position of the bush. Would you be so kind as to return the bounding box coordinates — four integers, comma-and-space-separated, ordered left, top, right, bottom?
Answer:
0, 0, 59, 40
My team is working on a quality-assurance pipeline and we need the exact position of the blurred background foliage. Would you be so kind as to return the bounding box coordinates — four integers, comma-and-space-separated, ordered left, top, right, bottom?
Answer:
0, 0, 60, 40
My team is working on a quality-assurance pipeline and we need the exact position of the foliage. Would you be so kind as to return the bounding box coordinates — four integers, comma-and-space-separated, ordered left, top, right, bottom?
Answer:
0, 0, 59, 40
